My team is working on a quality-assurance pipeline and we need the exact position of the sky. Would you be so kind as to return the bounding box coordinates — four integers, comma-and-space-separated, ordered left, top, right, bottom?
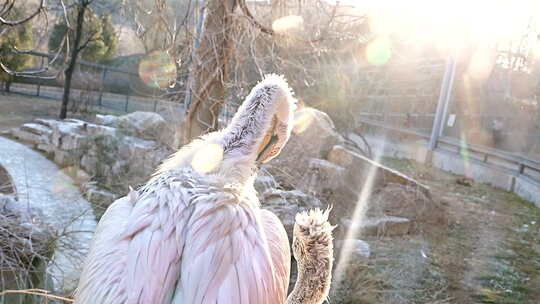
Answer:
332, 0, 540, 49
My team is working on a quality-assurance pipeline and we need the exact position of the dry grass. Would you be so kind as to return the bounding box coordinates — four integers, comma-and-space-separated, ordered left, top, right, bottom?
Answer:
0, 165, 57, 303
0, 289, 73, 303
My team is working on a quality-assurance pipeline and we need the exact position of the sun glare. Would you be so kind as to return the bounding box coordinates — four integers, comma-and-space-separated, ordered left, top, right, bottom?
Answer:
271, 15, 304, 33
344, 0, 540, 52
191, 144, 224, 174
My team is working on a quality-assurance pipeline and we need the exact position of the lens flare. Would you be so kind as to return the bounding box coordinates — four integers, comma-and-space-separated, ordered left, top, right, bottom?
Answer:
293, 109, 315, 134
467, 47, 496, 81
366, 36, 392, 66
139, 50, 177, 89
191, 143, 224, 174
333, 141, 385, 288
272, 15, 304, 33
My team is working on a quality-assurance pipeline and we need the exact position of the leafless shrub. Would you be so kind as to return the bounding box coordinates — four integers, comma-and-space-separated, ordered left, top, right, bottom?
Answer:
0, 195, 56, 302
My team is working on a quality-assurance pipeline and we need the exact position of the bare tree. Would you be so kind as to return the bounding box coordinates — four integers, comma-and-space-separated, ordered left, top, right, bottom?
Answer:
0, 0, 45, 36
182, 0, 238, 142
59, 0, 97, 119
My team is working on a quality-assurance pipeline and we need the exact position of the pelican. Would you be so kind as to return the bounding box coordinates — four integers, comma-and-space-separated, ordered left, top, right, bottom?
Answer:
74, 74, 334, 304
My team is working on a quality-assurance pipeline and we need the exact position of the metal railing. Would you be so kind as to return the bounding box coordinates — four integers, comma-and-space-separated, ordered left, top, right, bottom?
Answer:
356, 117, 540, 195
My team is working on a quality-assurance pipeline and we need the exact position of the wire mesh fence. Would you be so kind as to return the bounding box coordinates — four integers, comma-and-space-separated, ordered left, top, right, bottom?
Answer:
353, 54, 540, 163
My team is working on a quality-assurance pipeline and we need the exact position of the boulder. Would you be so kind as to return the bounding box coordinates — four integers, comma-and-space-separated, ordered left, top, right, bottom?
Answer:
115, 111, 175, 147
85, 187, 118, 210
21, 122, 53, 137
95, 114, 118, 126
254, 174, 279, 195
299, 158, 347, 196
10, 128, 45, 145
50, 119, 87, 150
297, 158, 357, 221
86, 123, 117, 137
327, 145, 431, 199
262, 189, 324, 238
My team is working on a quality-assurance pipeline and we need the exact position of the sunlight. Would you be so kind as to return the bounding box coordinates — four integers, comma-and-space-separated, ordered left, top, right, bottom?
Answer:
190, 143, 224, 174
292, 109, 315, 134
344, 0, 540, 53
333, 139, 386, 286
467, 47, 497, 81
365, 36, 392, 66
271, 15, 304, 33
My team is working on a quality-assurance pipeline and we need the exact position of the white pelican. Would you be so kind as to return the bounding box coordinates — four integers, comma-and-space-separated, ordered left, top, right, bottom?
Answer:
74, 74, 334, 304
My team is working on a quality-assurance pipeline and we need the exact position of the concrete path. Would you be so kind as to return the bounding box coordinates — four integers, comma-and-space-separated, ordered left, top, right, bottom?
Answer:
0, 136, 97, 294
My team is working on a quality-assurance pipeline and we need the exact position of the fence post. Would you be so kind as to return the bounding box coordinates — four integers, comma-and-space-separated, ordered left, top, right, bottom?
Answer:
426, 56, 457, 163
425, 56, 456, 164
36, 56, 45, 96
98, 68, 108, 106
125, 94, 130, 112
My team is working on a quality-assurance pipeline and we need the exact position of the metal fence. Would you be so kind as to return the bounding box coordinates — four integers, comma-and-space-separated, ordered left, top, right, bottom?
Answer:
353, 55, 540, 206
5, 51, 243, 125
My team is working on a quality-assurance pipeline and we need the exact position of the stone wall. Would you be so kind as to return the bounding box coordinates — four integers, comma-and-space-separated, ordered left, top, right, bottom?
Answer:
9, 112, 175, 211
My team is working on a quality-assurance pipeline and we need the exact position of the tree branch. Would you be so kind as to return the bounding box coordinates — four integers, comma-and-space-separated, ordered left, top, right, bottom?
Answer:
0, 0, 44, 26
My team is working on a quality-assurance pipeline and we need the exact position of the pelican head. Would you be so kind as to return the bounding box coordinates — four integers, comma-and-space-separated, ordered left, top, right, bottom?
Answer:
223, 74, 296, 166
157, 74, 296, 184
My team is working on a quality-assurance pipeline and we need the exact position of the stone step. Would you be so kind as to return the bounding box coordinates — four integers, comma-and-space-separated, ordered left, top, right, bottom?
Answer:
335, 239, 371, 258
341, 216, 411, 237
34, 118, 59, 128
21, 122, 52, 136
11, 128, 47, 145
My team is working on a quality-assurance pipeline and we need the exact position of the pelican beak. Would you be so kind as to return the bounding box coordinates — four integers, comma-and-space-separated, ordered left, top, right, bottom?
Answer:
255, 116, 282, 165
256, 134, 279, 163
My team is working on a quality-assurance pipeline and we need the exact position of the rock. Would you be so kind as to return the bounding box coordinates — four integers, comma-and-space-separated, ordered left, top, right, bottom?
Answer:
81, 154, 98, 176
50, 120, 86, 149
262, 189, 323, 238
300, 158, 347, 196
95, 114, 118, 126
327, 145, 431, 199
367, 183, 447, 229
20, 122, 53, 137
11, 128, 46, 145
335, 239, 371, 258
54, 150, 81, 167
61, 166, 92, 185
341, 216, 412, 237
296, 158, 357, 221
86, 187, 118, 210
254, 174, 278, 195
264, 107, 345, 189
115, 111, 173, 145
60, 132, 87, 151
86, 123, 117, 137
34, 118, 59, 128
37, 143, 55, 154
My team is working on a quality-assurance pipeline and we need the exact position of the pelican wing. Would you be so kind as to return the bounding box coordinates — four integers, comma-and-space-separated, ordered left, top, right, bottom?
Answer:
171, 198, 287, 304
260, 209, 291, 299
75, 180, 191, 304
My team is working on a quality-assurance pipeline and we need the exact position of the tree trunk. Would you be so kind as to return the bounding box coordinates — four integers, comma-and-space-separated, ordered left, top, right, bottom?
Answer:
182, 0, 237, 143
59, 2, 87, 120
